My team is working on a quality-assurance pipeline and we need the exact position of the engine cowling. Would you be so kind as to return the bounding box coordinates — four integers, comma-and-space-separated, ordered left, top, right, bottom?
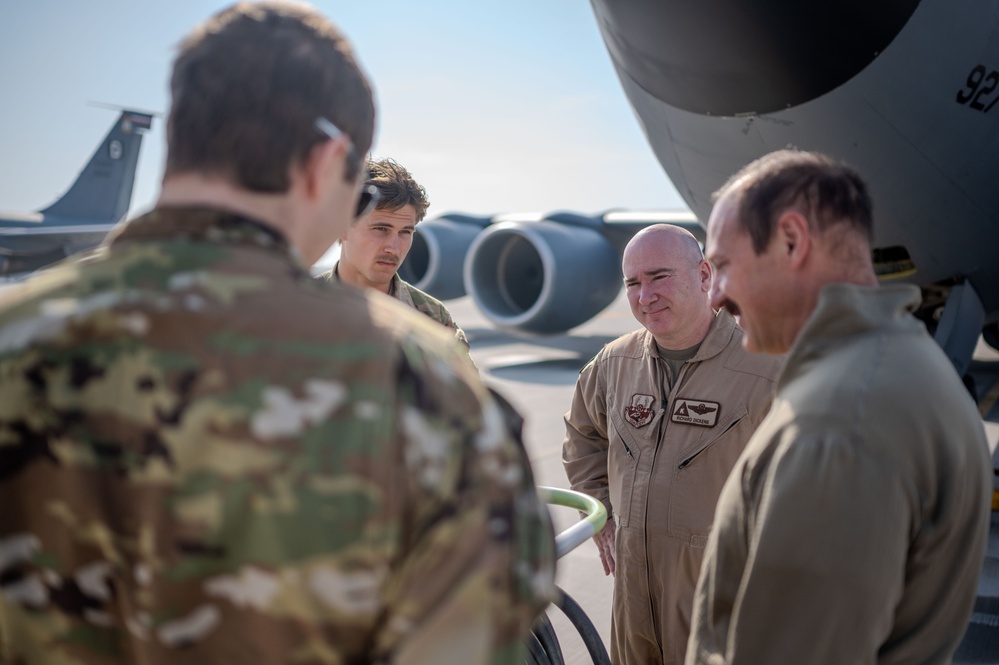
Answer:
397, 213, 491, 300
464, 215, 622, 334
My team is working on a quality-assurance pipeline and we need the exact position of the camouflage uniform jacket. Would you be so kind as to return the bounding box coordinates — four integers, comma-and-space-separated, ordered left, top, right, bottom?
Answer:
320, 263, 469, 349
0, 207, 555, 664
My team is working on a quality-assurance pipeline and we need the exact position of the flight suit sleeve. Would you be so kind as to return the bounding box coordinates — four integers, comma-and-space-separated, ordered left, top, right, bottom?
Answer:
562, 358, 612, 517
374, 338, 556, 665
696, 429, 910, 665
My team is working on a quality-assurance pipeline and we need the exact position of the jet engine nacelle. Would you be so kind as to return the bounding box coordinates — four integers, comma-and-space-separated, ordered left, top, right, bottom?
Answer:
464, 213, 622, 334
398, 213, 491, 300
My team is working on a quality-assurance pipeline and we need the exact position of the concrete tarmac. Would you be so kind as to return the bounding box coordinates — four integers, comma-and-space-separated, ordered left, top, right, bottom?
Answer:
450, 291, 999, 665
455, 292, 627, 662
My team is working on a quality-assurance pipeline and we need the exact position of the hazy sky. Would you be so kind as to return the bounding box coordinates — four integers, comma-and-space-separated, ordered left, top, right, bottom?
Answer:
0, 1, 686, 220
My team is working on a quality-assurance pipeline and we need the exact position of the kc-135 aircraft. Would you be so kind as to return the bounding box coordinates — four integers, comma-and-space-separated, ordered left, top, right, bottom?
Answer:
0, 109, 152, 277
401, 0, 999, 391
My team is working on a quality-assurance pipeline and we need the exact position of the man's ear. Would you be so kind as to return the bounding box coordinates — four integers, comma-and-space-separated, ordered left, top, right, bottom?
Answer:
774, 209, 811, 270
698, 258, 713, 293
300, 135, 351, 201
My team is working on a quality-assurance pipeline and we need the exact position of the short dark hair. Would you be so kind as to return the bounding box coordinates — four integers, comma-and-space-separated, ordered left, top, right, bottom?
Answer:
713, 150, 874, 254
366, 158, 430, 222
165, 2, 375, 191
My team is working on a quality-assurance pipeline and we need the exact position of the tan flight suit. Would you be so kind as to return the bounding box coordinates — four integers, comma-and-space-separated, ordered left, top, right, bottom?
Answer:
687, 284, 992, 665
563, 310, 780, 664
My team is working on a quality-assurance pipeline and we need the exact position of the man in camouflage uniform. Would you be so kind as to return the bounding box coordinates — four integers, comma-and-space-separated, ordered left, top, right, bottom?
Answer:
318, 158, 469, 349
0, 3, 555, 664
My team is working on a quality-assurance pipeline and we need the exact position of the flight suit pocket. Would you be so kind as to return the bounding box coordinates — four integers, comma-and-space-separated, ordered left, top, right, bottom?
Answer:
667, 405, 749, 543
607, 438, 641, 528
607, 401, 652, 529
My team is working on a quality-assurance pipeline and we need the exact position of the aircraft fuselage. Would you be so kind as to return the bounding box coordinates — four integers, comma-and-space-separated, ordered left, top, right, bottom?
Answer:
593, 0, 999, 326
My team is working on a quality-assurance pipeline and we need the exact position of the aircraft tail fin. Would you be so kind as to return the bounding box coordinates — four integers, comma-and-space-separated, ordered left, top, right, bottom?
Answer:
39, 110, 153, 222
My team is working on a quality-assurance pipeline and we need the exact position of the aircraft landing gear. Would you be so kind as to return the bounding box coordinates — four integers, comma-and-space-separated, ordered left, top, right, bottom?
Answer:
931, 281, 985, 380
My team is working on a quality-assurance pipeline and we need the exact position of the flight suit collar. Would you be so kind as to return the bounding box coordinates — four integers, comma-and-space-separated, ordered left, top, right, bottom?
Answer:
779, 283, 923, 390
640, 309, 738, 363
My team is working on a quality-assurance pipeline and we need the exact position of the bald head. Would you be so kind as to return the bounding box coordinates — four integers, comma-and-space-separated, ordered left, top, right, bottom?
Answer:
623, 224, 714, 349
625, 224, 704, 269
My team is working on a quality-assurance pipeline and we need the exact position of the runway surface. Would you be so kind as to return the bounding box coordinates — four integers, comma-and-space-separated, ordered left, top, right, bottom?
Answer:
450, 292, 999, 664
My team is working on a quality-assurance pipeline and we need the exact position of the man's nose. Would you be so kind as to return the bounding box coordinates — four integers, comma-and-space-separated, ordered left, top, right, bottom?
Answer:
638, 283, 657, 304
708, 281, 726, 311
384, 234, 401, 254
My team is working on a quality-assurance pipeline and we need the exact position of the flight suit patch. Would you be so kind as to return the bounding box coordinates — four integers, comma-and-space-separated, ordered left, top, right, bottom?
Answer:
671, 398, 720, 427
624, 394, 655, 428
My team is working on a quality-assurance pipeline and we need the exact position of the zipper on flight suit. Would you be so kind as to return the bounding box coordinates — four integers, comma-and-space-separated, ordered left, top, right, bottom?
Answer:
677, 414, 742, 469
643, 354, 688, 657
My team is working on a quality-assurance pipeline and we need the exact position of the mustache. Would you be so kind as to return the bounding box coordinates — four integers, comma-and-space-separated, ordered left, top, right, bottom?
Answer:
375, 255, 399, 266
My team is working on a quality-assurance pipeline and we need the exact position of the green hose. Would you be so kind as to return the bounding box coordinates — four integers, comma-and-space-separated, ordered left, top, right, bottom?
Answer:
537, 486, 607, 560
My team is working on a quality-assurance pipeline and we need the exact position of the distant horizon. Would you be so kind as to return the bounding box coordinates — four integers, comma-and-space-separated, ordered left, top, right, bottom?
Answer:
0, 1, 686, 222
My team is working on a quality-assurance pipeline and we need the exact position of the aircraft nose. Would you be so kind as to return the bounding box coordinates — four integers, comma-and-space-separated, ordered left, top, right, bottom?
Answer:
591, 0, 920, 116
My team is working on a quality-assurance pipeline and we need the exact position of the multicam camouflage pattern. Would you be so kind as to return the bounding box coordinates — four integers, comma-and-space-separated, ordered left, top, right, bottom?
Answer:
0, 208, 555, 664
390, 278, 470, 350
319, 265, 470, 350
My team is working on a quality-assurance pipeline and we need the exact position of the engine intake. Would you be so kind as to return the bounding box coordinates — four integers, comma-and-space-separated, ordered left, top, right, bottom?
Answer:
464, 216, 622, 334
398, 213, 490, 300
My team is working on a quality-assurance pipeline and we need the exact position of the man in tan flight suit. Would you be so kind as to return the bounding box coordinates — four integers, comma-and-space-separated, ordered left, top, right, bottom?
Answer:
688, 149, 991, 664
563, 224, 781, 664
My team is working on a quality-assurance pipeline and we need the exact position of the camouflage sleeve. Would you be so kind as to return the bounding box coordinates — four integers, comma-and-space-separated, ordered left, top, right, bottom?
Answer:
433, 305, 469, 351
314, 268, 336, 284
403, 285, 470, 352
451, 321, 470, 350
373, 335, 556, 664
426, 305, 469, 352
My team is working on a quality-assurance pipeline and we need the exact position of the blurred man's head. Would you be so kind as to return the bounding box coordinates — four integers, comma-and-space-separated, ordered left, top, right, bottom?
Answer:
338, 158, 429, 294
622, 224, 714, 350
706, 149, 878, 354
161, 2, 376, 263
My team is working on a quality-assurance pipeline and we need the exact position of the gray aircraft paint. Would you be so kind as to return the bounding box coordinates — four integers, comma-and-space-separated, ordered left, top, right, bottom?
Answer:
0, 110, 152, 276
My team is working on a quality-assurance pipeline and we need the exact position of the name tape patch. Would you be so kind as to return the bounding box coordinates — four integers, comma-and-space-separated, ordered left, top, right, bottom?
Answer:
671, 398, 720, 427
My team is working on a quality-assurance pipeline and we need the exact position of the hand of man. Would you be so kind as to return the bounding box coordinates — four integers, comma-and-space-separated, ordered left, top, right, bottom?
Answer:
593, 516, 616, 576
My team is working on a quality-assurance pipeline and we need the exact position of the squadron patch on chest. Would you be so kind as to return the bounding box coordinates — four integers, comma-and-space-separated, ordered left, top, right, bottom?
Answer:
671, 398, 720, 427
624, 394, 656, 428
